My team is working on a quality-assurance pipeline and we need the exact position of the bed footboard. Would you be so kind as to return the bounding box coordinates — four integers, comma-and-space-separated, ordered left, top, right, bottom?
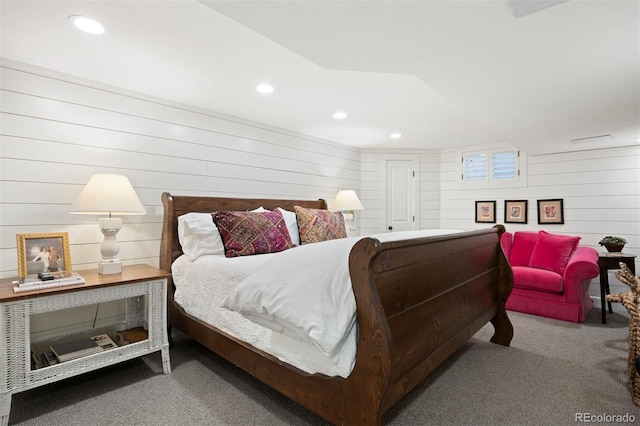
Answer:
344, 226, 513, 424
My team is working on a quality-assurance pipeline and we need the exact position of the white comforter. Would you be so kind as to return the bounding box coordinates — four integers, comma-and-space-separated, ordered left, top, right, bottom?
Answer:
174, 229, 462, 377
223, 236, 360, 362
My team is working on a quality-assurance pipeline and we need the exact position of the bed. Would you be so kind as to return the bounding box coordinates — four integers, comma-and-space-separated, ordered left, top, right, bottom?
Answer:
159, 192, 513, 425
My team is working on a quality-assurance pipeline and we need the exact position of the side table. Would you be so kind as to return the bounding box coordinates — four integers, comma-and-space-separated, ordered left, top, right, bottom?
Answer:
598, 253, 637, 324
0, 264, 171, 425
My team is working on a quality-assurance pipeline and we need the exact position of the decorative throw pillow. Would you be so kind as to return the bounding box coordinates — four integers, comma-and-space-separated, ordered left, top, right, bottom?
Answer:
212, 210, 294, 257
529, 230, 581, 275
509, 231, 539, 266
294, 206, 347, 245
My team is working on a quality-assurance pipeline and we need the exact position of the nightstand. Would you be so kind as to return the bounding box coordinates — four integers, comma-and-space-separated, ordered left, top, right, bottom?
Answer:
0, 264, 171, 425
598, 253, 637, 324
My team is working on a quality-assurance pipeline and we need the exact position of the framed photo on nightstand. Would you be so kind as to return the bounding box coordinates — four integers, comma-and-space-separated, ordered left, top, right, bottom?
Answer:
16, 232, 72, 279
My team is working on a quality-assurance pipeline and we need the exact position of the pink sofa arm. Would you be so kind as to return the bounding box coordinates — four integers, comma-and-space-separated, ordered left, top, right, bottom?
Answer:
562, 246, 600, 302
501, 232, 513, 261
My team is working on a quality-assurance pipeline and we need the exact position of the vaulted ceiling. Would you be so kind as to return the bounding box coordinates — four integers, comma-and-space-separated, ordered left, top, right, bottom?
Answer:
1, 0, 638, 155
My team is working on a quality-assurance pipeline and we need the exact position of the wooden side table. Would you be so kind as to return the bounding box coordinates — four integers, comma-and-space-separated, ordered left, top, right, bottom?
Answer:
598, 253, 637, 324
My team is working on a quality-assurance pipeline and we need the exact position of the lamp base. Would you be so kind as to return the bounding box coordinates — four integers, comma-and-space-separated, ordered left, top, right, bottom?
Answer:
99, 260, 122, 275
98, 217, 122, 275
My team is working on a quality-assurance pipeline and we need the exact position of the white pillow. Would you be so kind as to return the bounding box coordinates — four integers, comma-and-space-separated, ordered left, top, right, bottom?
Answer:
276, 207, 300, 246
251, 206, 269, 212
177, 213, 225, 259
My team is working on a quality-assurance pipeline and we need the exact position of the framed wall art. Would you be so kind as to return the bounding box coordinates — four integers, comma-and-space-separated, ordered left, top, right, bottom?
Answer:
475, 200, 496, 223
16, 232, 72, 279
504, 200, 528, 224
537, 199, 564, 225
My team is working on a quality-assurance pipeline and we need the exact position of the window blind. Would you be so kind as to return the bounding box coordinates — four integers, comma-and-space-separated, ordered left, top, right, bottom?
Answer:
492, 150, 518, 180
463, 153, 488, 181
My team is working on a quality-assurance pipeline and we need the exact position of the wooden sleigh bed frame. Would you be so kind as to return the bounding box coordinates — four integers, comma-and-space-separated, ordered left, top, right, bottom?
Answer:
159, 192, 514, 425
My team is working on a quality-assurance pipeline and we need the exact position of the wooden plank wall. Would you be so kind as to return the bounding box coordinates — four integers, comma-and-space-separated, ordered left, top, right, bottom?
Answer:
360, 143, 638, 311
439, 143, 640, 306
0, 60, 361, 279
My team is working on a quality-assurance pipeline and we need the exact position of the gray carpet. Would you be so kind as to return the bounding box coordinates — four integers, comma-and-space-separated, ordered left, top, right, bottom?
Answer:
8, 309, 639, 425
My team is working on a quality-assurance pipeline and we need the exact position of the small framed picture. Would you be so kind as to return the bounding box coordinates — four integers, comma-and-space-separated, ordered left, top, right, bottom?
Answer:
475, 201, 496, 223
504, 200, 528, 224
16, 232, 72, 279
537, 199, 564, 225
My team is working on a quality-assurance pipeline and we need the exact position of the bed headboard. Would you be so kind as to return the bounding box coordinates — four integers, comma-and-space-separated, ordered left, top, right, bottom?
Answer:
159, 192, 327, 272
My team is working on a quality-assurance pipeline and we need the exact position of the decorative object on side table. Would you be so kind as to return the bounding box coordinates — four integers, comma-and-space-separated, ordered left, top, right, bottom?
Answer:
598, 235, 627, 253
16, 232, 72, 279
606, 262, 640, 406
69, 174, 146, 274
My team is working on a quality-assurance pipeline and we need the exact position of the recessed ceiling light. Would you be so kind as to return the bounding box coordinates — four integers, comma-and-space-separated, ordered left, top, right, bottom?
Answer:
68, 15, 106, 34
332, 111, 347, 120
256, 83, 274, 94
390, 132, 402, 139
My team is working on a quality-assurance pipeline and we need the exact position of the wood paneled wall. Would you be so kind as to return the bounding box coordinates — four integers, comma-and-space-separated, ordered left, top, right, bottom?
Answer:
359, 143, 638, 310
0, 60, 360, 278
440, 143, 640, 304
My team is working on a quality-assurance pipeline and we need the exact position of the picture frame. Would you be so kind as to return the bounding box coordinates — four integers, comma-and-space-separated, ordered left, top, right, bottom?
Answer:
504, 200, 528, 224
475, 200, 496, 223
537, 199, 564, 225
16, 232, 72, 279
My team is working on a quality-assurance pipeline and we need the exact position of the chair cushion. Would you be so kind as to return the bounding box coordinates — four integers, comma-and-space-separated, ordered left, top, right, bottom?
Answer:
509, 231, 539, 266
512, 266, 564, 293
529, 230, 580, 275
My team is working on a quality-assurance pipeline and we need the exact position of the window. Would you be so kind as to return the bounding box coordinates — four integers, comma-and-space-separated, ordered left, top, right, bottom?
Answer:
492, 150, 518, 180
462, 149, 520, 182
463, 153, 488, 182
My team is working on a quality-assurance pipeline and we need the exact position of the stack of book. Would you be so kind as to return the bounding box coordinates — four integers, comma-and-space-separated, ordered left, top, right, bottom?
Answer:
13, 272, 85, 293
46, 334, 118, 364
50, 337, 104, 362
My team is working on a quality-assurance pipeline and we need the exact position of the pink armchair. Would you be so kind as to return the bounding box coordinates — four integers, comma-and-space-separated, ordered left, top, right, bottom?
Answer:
500, 230, 600, 323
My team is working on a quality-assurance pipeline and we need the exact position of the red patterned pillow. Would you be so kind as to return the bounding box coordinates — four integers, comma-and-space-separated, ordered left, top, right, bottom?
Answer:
294, 206, 347, 245
212, 210, 294, 258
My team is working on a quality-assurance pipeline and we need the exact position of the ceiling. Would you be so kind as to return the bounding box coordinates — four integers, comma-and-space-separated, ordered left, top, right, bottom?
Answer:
1, 0, 638, 155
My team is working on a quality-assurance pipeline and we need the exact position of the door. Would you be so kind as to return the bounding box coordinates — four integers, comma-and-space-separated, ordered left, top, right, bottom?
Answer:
386, 159, 417, 232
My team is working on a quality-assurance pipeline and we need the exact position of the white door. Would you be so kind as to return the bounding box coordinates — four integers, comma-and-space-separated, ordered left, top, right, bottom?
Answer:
386, 160, 416, 232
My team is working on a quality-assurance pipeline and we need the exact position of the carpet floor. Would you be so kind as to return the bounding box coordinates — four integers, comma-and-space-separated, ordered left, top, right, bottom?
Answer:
8, 308, 639, 425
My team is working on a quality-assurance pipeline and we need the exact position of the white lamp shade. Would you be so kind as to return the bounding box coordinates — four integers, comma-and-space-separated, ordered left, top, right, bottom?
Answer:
333, 189, 364, 211
69, 174, 146, 215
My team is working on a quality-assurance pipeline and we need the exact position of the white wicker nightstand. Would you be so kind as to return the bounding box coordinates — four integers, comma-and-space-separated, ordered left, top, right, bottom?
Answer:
0, 264, 171, 425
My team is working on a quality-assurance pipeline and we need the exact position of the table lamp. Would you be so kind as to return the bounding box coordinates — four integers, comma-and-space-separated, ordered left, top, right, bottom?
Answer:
69, 174, 146, 274
333, 189, 364, 236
